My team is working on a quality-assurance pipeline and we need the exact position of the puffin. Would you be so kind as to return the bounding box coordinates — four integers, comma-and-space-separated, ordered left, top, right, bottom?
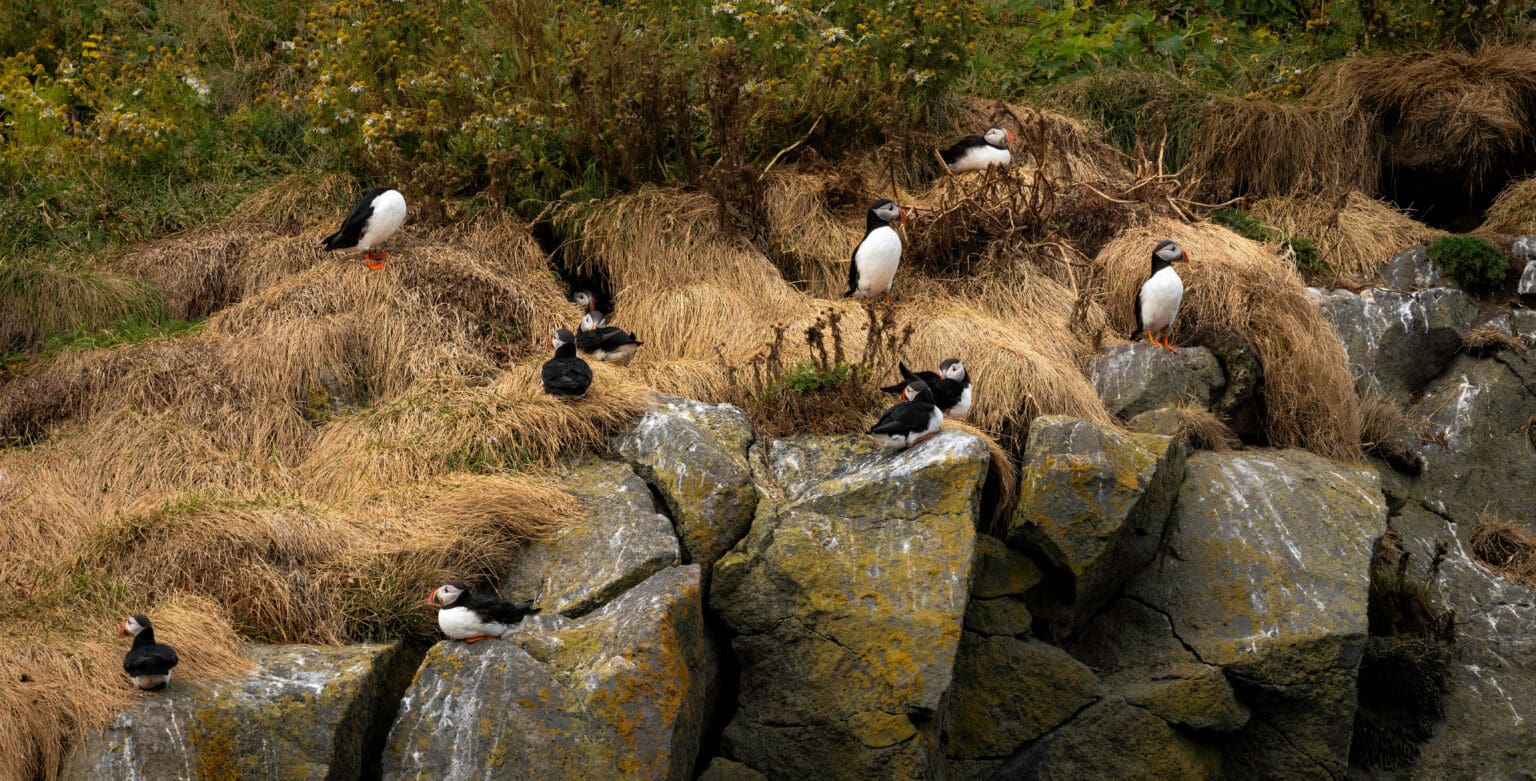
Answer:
119, 614, 179, 691
880, 358, 972, 419
576, 310, 644, 365
427, 582, 538, 643
1133, 240, 1189, 354
321, 187, 408, 270
868, 380, 944, 449
541, 328, 592, 398
940, 127, 1013, 174
845, 199, 908, 304
571, 290, 597, 312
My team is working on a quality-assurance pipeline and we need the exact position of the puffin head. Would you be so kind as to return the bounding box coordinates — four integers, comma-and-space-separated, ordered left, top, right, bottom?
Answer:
571, 290, 596, 312
551, 329, 575, 351
1153, 240, 1188, 269
579, 310, 605, 332
119, 614, 151, 638
427, 582, 467, 608
902, 380, 935, 403
984, 127, 1012, 148
870, 199, 908, 226
939, 358, 967, 382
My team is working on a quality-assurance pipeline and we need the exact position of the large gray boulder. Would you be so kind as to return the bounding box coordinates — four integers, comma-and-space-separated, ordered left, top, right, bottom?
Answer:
67, 644, 417, 781
1007, 416, 1186, 628
1085, 343, 1226, 419
1125, 450, 1387, 779
1310, 286, 1478, 400
1389, 353, 1536, 528
613, 394, 756, 572
1381, 247, 1446, 291
710, 431, 989, 780
986, 696, 1221, 780
385, 565, 709, 781
503, 459, 680, 616
1390, 506, 1536, 778
1521, 260, 1536, 300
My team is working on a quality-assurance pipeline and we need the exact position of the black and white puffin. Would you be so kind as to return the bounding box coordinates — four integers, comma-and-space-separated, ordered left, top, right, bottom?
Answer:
571, 290, 597, 312
576, 310, 644, 365
321, 187, 408, 270
427, 582, 538, 643
940, 127, 1013, 174
119, 614, 179, 691
845, 199, 908, 304
880, 358, 972, 419
1133, 240, 1188, 354
868, 380, 944, 449
541, 328, 592, 398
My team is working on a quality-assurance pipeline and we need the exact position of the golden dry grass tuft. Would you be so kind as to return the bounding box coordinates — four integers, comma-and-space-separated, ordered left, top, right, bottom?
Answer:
1462, 325, 1527, 356
1480, 176, 1536, 235
1250, 192, 1444, 282
1470, 516, 1536, 589
1191, 96, 1377, 199
0, 263, 161, 352
1170, 405, 1240, 452
1095, 218, 1362, 460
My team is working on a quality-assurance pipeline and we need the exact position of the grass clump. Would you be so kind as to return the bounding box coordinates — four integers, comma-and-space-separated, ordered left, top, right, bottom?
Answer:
1427, 235, 1509, 293
1284, 236, 1325, 275
1470, 516, 1536, 589
1211, 208, 1273, 241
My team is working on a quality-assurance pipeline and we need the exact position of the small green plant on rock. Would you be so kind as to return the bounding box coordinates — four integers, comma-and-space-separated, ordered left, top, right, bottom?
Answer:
1427, 235, 1508, 293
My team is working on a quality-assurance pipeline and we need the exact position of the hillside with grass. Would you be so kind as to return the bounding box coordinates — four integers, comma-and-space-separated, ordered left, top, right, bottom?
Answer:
5, 0, 1536, 779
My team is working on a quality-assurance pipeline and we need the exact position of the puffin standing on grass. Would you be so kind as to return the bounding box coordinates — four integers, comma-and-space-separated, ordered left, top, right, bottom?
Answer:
869, 380, 944, 449
1133, 240, 1189, 354
845, 199, 908, 305
542, 329, 593, 398
321, 187, 408, 269
576, 310, 644, 365
427, 582, 538, 643
119, 615, 179, 691
940, 127, 1013, 174
881, 358, 973, 419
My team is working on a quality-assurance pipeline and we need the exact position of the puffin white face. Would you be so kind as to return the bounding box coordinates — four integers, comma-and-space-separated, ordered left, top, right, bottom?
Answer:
940, 358, 967, 382
427, 584, 465, 608
571, 291, 594, 311
119, 616, 147, 638
873, 201, 907, 226
1155, 241, 1186, 264
579, 311, 605, 332
551, 329, 574, 351
984, 127, 1012, 147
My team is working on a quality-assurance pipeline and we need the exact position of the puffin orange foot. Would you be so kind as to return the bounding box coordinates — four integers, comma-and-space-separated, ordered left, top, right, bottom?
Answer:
911, 431, 938, 446
1159, 334, 1179, 354
463, 635, 496, 643
364, 250, 388, 270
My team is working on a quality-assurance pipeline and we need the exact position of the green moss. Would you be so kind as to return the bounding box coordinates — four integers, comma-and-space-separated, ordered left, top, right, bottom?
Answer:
775, 360, 865, 395
1212, 208, 1274, 242
1285, 236, 1326, 274
1427, 235, 1509, 293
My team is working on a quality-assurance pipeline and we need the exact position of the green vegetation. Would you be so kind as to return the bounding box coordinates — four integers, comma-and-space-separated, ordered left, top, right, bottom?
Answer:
1212, 207, 1273, 241
1285, 236, 1324, 274
777, 360, 863, 395
1427, 235, 1510, 292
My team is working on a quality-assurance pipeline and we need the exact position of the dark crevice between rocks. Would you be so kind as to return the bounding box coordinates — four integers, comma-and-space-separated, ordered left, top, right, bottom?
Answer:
986, 696, 1105, 777
1382, 160, 1536, 233
356, 638, 431, 781
640, 479, 693, 565
1122, 595, 1211, 668
693, 611, 743, 777
532, 219, 616, 317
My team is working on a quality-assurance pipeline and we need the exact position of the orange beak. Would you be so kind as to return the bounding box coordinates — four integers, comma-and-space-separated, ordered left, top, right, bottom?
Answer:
1006, 131, 1014, 146
899, 208, 910, 224
426, 588, 439, 607
117, 624, 126, 638
1181, 249, 1192, 264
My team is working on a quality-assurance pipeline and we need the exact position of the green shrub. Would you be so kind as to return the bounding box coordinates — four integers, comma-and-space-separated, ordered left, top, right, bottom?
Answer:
1285, 236, 1325, 274
1212, 208, 1273, 241
776, 360, 863, 395
1427, 235, 1509, 292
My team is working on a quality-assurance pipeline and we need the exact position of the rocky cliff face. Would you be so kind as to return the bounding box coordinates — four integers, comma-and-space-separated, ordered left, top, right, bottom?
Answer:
66, 252, 1536, 780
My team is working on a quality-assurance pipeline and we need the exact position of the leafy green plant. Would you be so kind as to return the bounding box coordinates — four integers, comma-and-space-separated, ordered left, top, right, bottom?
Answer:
1427, 235, 1509, 292
1285, 236, 1325, 274
1212, 207, 1274, 241
776, 360, 863, 395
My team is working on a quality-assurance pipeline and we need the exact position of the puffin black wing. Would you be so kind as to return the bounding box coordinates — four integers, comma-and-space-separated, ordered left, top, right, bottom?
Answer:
939, 135, 988, 167
542, 356, 592, 396
880, 363, 937, 395
594, 327, 643, 350
1131, 286, 1145, 339
869, 400, 931, 435
322, 187, 389, 252
464, 593, 539, 625
124, 644, 179, 677
929, 379, 964, 410
845, 241, 862, 298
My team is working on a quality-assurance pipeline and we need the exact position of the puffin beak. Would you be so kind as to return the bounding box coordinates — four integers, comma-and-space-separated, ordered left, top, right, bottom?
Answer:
117, 624, 126, 638
1006, 131, 1014, 146
426, 589, 438, 607
1181, 250, 1192, 264
900, 208, 910, 225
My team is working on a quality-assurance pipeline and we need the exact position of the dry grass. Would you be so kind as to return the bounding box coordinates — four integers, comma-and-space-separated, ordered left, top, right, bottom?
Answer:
1171, 405, 1240, 452
1191, 96, 1378, 200
1462, 325, 1527, 356
1481, 176, 1536, 235
0, 263, 160, 352
1095, 218, 1362, 460
1250, 192, 1444, 282
1470, 516, 1536, 589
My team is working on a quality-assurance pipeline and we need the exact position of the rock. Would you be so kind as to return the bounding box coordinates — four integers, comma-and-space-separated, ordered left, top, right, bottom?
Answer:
698, 758, 767, 781
1515, 236, 1536, 260
971, 533, 1042, 599
1207, 341, 1265, 443
710, 431, 989, 780
1126, 450, 1387, 779
987, 696, 1221, 780
1396, 353, 1536, 528
1483, 310, 1536, 343
1007, 416, 1186, 626
964, 597, 1033, 636
385, 565, 709, 781
504, 459, 680, 616
67, 643, 417, 781
1382, 246, 1446, 291
1121, 668, 1250, 734
1390, 506, 1536, 777
1125, 406, 1181, 438
1085, 343, 1226, 419
1522, 260, 1536, 299
614, 394, 756, 572
943, 634, 1102, 767
1310, 286, 1478, 400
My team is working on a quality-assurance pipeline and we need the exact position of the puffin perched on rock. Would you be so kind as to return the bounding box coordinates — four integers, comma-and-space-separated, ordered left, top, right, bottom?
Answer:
1133, 240, 1188, 354
881, 359, 972, 419
542, 328, 592, 398
869, 380, 944, 449
576, 310, 644, 365
940, 127, 1013, 174
427, 582, 538, 643
321, 187, 408, 269
845, 199, 908, 305
120, 615, 179, 691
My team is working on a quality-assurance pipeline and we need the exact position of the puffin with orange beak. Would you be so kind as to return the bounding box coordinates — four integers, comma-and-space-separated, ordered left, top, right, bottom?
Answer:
1133, 240, 1189, 354
321, 187, 408, 270
869, 380, 944, 449
845, 199, 909, 306
426, 582, 538, 643
119, 614, 179, 691
940, 127, 1013, 174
